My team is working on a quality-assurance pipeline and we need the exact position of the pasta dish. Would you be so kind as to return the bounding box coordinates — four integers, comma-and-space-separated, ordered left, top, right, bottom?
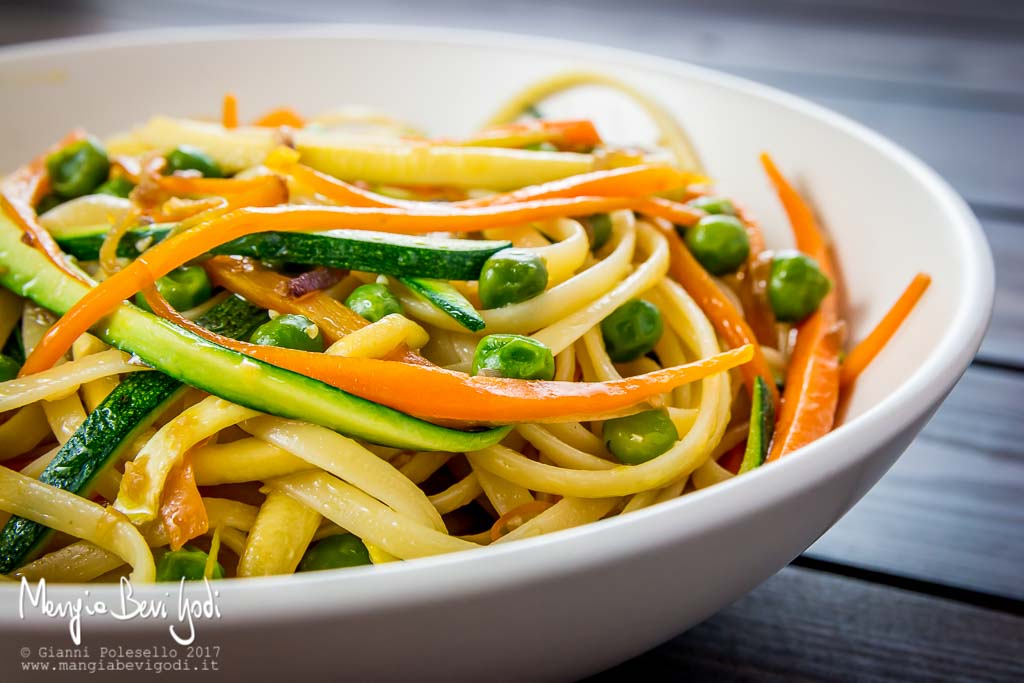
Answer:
0, 73, 930, 583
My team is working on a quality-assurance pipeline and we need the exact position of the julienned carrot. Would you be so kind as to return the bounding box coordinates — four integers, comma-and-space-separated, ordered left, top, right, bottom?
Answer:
637, 197, 715, 232
840, 273, 931, 387
268, 152, 696, 211
22, 198, 702, 374
435, 119, 602, 151
462, 166, 702, 208
221, 92, 239, 129
0, 130, 91, 286
144, 285, 755, 422
652, 220, 780, 412
264, 151, 410, 209
142, 175, 287, 223
155, 175, 286, 198
253, 107, 305, 128
204, 256, 427, 365
157, 452, 208, 551
760, 153, 841, 461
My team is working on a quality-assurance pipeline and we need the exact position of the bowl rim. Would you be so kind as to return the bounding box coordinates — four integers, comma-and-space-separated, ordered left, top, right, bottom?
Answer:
0, 24, 994, 624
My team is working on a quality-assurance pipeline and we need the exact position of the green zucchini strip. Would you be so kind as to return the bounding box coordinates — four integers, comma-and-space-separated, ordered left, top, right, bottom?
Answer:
0, 212, 511, 453
738, 376, 775, 474
400, 277, 486, 332
0, 295, 267, 573
54, 224, 510, 280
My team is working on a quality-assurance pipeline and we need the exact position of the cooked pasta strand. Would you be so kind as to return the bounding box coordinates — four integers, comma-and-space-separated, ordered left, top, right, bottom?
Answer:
0, 466, 154, 582
0, 404, 51, 461
0, 349, 149, 412
115, 396, 258, 523
237, 491, 320, 577
265, 471, 476, 560
429, 474, 484, 515
242, 417, 445, 532
192, 438, 311, 485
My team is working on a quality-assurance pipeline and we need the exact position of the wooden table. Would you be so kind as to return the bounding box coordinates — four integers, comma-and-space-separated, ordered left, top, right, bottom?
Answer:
2, 1, 1022, 680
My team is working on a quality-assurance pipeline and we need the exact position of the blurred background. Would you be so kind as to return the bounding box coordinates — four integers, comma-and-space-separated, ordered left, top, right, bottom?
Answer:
1, 1, 1022, 680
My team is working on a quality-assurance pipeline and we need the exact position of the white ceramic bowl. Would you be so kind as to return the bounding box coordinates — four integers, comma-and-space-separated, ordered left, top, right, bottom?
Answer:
0, 26, 992, 682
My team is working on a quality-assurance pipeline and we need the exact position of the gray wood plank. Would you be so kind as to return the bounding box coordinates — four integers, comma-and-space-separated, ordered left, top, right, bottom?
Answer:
592, 565, 1024, 682
808, 365, 1024, 599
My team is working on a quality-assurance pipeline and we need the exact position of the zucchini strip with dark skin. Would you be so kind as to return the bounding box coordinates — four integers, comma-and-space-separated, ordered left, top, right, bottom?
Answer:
53, 223, 511, 280
738, 376, 774, 474
399, 277, 486, 332
0, 295, 268, 573
0, 211, 513, 452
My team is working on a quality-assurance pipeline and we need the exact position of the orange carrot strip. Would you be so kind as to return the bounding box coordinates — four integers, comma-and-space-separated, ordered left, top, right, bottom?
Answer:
156, 175, 285, 198
221, 92, 239, 129
144, 176, 287, 222
264, 155, 408, 208
635, 196, 710, 228
204, 256, 427, 365
141, 286, 753, 422
23, 197, 699, 375
652, 220, 780, 412
760, 153, 841, 461
253, 107, 305, 128
270, 157, 694, 211
158, 452, 208, 551
435, 119, 602, 151
840, 273, 931, 387
461, 165, 698, 208
242, 342, 754, 421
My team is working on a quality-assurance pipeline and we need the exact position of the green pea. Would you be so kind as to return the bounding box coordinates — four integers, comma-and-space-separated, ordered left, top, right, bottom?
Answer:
34, 194, 62, 215
95, 176, 136, 198
603, 409, 679, 465
600, 299, 663, 363
345, 283, 402, 323
134, 265, 213, 313
0, 354, 20, 382
156, 547, 225, 582
685, 214, 750, 275
249, 314, 325, 352
582, 213, 613, 251
163, 145, 223, 178
298, 533, 372, 572
472, 334, 555, 380
768, 250, 832, 322
688, 195, 736, 216
478, 249, 548, 309
46, 137, 110, 199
